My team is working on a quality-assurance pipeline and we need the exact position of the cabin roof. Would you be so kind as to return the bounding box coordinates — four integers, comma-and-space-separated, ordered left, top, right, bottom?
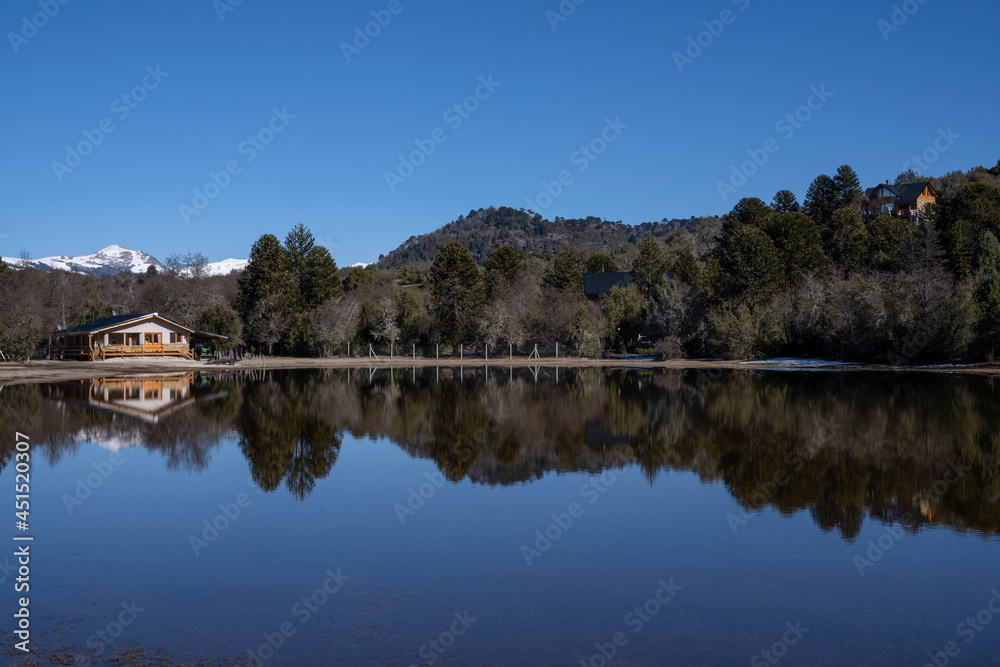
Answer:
55, 313, 228, 339
866, 181, 937, 205
584, 272, 632, 297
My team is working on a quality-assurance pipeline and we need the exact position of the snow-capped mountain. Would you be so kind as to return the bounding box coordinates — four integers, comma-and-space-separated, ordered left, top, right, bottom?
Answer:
1, 245, 247, 277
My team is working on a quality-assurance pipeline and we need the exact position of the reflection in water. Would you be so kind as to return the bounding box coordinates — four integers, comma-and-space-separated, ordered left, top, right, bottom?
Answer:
2, 368, 999, 540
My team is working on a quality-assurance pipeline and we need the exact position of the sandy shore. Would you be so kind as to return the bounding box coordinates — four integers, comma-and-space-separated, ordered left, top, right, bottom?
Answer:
0, 355, 997, 385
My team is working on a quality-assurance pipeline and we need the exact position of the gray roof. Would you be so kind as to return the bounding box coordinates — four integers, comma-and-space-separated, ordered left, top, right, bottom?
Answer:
584, 272, 632, 296
55, 313, 227, 339
867, 181, 935, 206
56, 313, 162, 335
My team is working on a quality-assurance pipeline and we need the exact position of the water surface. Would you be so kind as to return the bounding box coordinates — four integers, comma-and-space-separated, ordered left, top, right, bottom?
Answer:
1, 368, 999, 666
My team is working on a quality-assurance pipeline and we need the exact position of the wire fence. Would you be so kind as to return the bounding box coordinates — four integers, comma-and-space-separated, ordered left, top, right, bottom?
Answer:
339, 342, 571, 361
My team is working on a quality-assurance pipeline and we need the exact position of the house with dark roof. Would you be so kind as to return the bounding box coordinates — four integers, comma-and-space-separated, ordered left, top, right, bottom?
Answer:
52, 313, 227, 361
865, 181, 938, 221
584, 272, 632, 298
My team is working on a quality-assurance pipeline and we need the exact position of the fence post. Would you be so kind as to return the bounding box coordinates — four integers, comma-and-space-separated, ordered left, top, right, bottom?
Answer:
436, 344, 439, 360
510, 343, 512, 360
460, 344, 463, 360
391, 342, 393, 359
485, 344, 488, 361
556, 342, 559, 359
347, 341, 350, 357
413, 343, 416, 361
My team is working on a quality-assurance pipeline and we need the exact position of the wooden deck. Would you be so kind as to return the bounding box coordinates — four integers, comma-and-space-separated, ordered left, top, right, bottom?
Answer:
53, 344, 193, 361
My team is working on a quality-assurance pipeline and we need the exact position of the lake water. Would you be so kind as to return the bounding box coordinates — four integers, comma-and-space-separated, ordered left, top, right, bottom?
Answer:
1, 368, 999, 666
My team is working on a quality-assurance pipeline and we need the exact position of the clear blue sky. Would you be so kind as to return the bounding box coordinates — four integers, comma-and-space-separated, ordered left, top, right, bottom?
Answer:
1, 0, 997, 265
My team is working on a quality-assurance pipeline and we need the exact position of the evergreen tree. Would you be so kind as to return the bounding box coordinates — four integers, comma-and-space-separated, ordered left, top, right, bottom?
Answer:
804, 174, 836, 227
972, 231, 1000, 357
483, 245, 525, 300
304, 246, 342, 306
195, 304, 242, 352
672, 247, 701, 285
825, 208, 869, 271
832, 165, 864, 212
712, 225, 782, 310
545, 248, 585, 294
761, 212, 829, 287
631, 235, 669, 296
343, 266, 376, 292
235, 234, 294, 349
724, 197, 771, 233
284, 224, 314, 308
585, 252, 619, 274
772, 190, 800, 212
429, 241, 483, 343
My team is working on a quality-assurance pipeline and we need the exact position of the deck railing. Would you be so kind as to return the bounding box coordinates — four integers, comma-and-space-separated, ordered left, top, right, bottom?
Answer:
52, 343, 193, 361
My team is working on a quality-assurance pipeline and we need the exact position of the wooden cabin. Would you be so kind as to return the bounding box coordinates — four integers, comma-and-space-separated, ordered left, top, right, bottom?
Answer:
866, 181, 938, 221
52, 313, 227, 361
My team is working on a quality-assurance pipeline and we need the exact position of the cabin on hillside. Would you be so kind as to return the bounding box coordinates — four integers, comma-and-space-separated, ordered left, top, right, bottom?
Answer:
865, 181, 938, 221
52, 313, 227, 361
584, 272, 633, 299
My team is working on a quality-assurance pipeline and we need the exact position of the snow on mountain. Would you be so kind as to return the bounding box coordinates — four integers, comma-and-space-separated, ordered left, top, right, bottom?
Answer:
347, 262, 372, 268
2, 246, 248, 277
203, 258, 249, 275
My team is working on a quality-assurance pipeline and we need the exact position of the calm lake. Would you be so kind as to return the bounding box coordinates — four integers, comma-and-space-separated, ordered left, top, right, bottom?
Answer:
1, 368, 999, 666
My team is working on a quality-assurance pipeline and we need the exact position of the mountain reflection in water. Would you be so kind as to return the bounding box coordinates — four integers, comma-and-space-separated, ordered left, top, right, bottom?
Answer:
3, 367, 999, 542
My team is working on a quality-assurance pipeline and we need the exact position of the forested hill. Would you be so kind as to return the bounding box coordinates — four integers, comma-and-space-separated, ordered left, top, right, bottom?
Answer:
376, 206, 719, 269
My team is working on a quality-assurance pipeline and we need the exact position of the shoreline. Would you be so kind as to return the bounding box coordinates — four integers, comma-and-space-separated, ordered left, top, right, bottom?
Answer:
0, 356, 998, 385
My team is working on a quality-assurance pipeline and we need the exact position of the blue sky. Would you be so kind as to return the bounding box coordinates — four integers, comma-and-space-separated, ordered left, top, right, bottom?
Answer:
1, 0, 997, 266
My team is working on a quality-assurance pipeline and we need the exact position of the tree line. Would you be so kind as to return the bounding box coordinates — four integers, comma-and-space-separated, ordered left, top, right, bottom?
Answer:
1, 159, 998, 362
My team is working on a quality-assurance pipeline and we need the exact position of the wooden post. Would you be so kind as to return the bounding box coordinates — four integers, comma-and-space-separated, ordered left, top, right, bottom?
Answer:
460, 344, 463, 360
510, 343, 512, 361
485, 344, 488, 361
436, 344, 439, 360
390, 342, 393, 359
347, 341, 350, 357
556, 342, 559, 359
413, 343, 415, 361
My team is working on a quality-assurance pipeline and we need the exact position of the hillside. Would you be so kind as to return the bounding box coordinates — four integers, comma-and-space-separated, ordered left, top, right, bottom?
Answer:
376, 206, 720, 269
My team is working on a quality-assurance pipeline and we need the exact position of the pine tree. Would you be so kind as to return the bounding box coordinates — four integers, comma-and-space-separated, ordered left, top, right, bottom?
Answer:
832, 165, 864, 212
772, 190, 800, 213
804, 175, 836, 227
483, 245, 525, 300
429, 241, 483, 343
724, 197, 771, 233
235, 234, 294, 348
585, 252, 619, 274
972, 231, 1000, 357
545, 248, 585, 294
672, 247, 701, 285
304, 246, 342, 307
631, 235, 669, 296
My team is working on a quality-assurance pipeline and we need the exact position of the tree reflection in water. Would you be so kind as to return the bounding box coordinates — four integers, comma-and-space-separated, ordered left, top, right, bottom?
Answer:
2, 368, 998, 541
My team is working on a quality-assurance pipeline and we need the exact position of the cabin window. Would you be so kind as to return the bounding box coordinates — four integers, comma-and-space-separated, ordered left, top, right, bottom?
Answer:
125, 333, 140, 346
169, 333, 177, 343
144, 333, 161, 344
